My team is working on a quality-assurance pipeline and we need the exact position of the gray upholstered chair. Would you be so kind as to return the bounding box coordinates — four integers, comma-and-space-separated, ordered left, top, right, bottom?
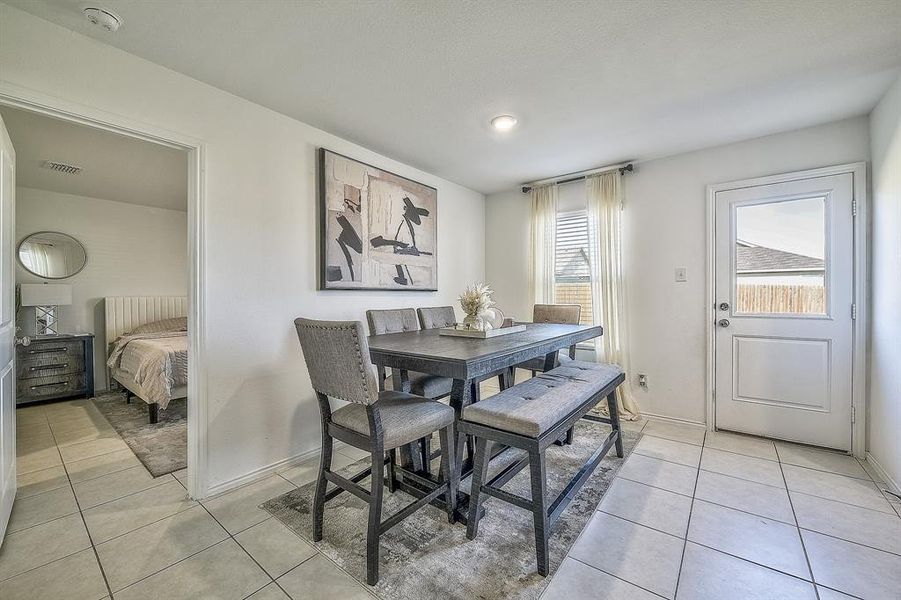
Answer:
294, 318, 456, 586
516, 304, 583, 376
417, 305, 457, 330
366, 308, 454, 399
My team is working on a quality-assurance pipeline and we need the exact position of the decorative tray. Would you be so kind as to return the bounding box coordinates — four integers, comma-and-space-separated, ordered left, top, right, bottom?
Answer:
438, 324, 526, 339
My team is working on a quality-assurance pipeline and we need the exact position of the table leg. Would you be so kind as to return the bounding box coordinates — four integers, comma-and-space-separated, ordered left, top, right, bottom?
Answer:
389, 369, 423, 472
500, 367, 514, 390
543, 352, 557, 372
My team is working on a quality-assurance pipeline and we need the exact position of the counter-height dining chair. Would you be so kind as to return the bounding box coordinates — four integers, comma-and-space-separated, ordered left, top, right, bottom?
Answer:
516, 304, 582, 376
367, 308, 454, 399
294, 318, 456, 585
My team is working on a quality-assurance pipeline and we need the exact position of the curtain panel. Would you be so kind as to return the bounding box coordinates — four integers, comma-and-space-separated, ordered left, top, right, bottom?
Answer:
529, 184, 558, 307
586, 172, 639, 419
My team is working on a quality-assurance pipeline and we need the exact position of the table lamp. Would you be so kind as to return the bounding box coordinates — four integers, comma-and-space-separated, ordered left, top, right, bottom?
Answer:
20, 283, 72, 336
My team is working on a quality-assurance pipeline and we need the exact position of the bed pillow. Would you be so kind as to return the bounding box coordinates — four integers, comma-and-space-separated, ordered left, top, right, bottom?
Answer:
130, 316, 187, 335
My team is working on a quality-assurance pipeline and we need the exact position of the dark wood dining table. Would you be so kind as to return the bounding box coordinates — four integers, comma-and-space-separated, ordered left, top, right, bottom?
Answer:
367, 321, 603, 521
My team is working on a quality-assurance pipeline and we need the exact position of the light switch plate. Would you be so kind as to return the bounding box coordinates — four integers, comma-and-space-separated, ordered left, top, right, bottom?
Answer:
675, 267, 687, 282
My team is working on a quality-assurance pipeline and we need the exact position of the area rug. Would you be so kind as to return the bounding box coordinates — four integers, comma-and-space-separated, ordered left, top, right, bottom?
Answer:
262, 421, 638, 600
91, 392, 187, 477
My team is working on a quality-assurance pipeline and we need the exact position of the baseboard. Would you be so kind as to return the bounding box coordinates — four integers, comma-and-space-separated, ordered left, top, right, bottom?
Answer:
866, 452, 901, 496
641, 411, 706, 428
205, 445, 323, 499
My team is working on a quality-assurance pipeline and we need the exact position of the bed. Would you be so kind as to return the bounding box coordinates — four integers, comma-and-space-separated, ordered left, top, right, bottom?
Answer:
104, 296, 188, 423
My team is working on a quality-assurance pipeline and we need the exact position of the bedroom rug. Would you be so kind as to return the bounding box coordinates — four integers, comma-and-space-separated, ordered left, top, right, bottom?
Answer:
261, 421, 638, 600
91, 392, 187, 477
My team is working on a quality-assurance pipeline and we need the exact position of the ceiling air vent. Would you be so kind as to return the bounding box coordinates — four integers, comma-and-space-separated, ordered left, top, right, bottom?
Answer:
42, 160, 83, 175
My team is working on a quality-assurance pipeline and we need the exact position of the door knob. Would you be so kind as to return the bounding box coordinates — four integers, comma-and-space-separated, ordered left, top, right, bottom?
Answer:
718, 319, 730, 328
16, 336, 31, 347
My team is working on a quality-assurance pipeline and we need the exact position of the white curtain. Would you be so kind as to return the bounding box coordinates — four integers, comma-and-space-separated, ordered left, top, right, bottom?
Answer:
586, 172, 639, 419
530, 184, 558, 307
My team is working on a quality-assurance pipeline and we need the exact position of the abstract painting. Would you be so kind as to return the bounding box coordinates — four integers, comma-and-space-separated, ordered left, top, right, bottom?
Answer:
319, 149, 438, 290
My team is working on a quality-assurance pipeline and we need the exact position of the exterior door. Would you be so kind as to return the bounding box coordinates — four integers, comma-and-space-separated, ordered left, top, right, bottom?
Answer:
0, 113, 16, 540
714, 173, 854, 450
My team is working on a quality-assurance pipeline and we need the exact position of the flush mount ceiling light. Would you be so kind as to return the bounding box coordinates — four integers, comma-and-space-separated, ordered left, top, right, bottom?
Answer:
490, 115, 518, 131
83, 7, 123, 32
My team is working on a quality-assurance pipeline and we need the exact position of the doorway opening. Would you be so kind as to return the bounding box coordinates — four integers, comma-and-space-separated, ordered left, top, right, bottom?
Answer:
0, 94, 206, 531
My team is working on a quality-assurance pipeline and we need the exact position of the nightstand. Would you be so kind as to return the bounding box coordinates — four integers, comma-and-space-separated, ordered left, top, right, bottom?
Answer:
16, 334, 95, 406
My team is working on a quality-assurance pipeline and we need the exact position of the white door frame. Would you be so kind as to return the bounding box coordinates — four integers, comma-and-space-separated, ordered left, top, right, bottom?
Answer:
0, 82, 210, 498
706, 162, 868, 458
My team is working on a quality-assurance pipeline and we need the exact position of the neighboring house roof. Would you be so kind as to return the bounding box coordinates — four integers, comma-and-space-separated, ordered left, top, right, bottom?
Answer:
736, 240, 824, 273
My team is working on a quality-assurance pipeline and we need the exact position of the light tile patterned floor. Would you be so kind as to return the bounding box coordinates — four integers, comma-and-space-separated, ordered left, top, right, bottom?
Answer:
0, 399, 375, 600
543, 421, 901, 600
4, 398, 900, 599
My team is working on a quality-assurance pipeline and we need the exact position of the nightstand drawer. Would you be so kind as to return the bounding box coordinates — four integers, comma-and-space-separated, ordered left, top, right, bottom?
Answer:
17, 373, 87, 400
17, 341, 84, 380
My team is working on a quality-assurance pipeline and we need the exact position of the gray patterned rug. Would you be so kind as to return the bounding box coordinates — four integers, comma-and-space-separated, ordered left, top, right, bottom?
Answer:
91, 392, 187, 477
262, 422, 638, 599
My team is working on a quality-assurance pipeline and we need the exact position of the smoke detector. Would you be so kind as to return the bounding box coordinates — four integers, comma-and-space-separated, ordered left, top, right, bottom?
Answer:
83, 7, 122, 32
42, 160, 83, 175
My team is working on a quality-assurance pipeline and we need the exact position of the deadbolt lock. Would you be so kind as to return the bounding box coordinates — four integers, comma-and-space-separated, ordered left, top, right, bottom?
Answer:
718, 302, 729, 311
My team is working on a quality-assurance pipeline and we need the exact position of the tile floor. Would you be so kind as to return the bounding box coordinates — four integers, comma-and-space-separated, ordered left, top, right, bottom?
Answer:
4, 397, 900, 600
543, 421, 901, 600
2, 398, 372, 600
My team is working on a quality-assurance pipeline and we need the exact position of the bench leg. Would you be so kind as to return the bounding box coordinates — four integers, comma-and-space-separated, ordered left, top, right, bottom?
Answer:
529, 448, 550, 576
367, 447, 385, 585
466, 437, 492, 540
607, 390, 624, 458
438, 425, 456, 523
148, 403, 159, 424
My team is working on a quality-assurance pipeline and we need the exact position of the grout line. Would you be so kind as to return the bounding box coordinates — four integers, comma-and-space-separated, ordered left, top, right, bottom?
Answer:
672, 429, 705, 599
42, 406, 116, 600
685, 539, 820, 586
93, 501, 199, 546
783, 487, 896, 516
601, 480, 799, 528
797, 526, 901, 558
595, 508, 686, 540
76, 476, 184, 513
110, 536, 232, 595
566, 555, 670, 599
788, 488, 901, 517
775, 444, 820, 600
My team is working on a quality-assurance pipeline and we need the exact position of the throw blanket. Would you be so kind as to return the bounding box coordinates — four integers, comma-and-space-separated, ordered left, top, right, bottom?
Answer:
107, 331, 188, 408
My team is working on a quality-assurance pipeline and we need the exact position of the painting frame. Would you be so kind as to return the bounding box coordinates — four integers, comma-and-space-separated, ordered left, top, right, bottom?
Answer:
318, 148, 438, 291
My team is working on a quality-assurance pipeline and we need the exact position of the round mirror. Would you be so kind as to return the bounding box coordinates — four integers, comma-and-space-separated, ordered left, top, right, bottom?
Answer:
17, 232, 87, 279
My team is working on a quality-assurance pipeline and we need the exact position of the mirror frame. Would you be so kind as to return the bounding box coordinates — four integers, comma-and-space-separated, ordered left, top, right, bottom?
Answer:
17, 231, 88, 280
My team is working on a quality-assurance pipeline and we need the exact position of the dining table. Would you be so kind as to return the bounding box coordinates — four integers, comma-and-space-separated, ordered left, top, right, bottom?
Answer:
367, 321, 603, 522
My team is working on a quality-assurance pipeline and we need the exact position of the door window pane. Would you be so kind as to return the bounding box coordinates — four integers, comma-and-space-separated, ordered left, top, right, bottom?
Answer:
735, 197, 826, 315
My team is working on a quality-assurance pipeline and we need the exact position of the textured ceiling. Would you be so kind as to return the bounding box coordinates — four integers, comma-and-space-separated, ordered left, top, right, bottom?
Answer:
8, 0, 901, 193
1, 106, 187, 210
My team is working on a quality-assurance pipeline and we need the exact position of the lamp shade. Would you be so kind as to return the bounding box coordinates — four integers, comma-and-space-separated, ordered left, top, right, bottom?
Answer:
20, 283, 72, 306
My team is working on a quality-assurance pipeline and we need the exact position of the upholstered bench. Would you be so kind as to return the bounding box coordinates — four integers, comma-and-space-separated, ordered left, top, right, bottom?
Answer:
458, 360, 625, 576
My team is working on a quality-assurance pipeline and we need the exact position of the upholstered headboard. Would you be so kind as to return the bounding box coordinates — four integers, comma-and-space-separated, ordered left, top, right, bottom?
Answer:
104, 296, 188, 352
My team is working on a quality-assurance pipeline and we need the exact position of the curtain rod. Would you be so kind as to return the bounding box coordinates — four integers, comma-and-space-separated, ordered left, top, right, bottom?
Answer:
521, 161, 634, 194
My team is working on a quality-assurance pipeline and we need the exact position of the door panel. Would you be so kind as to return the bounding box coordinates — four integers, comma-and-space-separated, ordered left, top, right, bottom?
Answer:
0, 114, 15, 542
715, 173, 853, 450
733, 336, 830, 410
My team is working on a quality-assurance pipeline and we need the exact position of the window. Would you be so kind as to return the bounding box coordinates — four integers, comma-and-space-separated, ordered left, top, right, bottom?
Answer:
554, 211, 593, 326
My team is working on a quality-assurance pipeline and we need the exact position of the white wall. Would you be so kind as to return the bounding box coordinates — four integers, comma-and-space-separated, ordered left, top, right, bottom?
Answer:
15, 187, 188, 387
867, 74, 901, 490
0, 6, 485, 493
487, 117, 870, 423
